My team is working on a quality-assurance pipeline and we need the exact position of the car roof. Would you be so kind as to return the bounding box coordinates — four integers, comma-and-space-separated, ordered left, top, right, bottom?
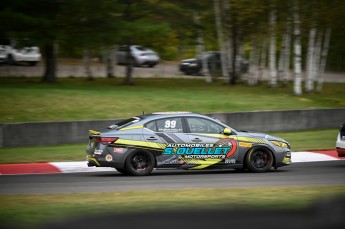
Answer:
136, 112, 215, 122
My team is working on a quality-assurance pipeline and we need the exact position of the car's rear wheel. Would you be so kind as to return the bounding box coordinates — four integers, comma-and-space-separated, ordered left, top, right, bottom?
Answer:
245, 147, 274, 173
125, 151, 155, 176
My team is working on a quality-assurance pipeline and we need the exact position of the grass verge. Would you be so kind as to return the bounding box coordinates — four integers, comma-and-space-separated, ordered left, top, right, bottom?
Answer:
0, 129, 338, 164
1, 186, 344, 227
1, 77, 344, 123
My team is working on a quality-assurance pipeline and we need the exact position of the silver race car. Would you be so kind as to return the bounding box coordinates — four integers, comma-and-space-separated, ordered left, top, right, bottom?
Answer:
86, 112, 291, 175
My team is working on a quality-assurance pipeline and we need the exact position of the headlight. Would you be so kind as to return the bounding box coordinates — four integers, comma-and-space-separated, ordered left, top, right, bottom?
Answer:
270, 140, 289, 148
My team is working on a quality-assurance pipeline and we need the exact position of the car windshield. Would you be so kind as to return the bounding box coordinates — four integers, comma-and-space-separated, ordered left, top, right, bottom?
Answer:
134, 46, 150, 51
197, 52, 214, 60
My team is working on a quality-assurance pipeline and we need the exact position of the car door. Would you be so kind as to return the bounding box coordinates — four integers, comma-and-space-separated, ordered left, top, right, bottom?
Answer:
185, 117, 225, 143
143, 117, 190, 167
184, 117, 238, 166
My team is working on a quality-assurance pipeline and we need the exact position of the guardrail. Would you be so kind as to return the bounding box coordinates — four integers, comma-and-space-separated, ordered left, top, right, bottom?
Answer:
0, 108, 344, 147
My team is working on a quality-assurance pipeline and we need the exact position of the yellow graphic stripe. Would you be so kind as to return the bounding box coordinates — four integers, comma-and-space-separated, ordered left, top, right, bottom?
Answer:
120, 125, 144, 131
234, 136, 266, 144
197, 134, 267, 144
115, 139, 166, 150
198, 134, 229, 139
87, 156, 100, 166
182, 158, 223, 169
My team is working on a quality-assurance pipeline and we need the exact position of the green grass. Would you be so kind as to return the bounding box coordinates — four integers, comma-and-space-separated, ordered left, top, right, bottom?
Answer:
0, 129, 337, 164
0, 77, 344, 123
1, 186, 344, 227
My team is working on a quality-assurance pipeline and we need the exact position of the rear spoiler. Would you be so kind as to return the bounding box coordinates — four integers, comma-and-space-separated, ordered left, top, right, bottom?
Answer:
89, 129, 101, 137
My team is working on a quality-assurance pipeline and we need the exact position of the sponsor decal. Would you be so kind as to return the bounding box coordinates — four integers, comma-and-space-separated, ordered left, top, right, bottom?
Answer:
113, 147, 124, 153
239, 142, 252, 148
105, 154, 113, 162
225, 159, 236, 164
163, 139, 237, 159
94, 150, 103, 155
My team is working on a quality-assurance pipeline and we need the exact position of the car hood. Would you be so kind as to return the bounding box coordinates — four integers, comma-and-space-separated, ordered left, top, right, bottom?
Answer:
237, 131, 288, 143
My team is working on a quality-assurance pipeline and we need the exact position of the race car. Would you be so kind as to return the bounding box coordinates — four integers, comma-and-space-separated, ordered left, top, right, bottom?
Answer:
86, 112, 291, 175
336, 123, 345, 157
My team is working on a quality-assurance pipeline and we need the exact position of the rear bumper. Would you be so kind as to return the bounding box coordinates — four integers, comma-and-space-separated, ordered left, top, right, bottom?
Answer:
87, 155, 125, 168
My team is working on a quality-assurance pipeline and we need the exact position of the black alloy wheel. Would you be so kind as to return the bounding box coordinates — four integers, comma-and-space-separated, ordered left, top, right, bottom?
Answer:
245, 147, 274, 173
125, 151, 155, 176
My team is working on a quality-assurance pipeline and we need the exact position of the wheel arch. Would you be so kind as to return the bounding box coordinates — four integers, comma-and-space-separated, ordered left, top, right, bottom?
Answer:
124, 148, 158, 168
243, 145, 276, 167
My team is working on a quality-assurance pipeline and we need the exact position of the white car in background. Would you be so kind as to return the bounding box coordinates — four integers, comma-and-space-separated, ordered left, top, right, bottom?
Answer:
0, 45, 6, 63
116, 45, 159, 68
4, 44, 41, 66
336, 123, 345, 157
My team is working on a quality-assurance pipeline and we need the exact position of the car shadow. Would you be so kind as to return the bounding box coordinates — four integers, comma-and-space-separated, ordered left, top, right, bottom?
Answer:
92, 167, 289, 177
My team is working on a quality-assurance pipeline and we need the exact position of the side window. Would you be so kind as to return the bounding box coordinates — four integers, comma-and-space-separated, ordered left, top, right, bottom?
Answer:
186, 117, 224, 134
145, 121, 157, 132
156, 118, 183, 133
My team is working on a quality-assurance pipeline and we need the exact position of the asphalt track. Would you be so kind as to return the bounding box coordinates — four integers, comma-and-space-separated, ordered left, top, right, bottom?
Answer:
1, 160, 344, 195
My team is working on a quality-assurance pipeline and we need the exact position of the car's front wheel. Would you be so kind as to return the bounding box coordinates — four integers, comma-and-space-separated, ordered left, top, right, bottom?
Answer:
125, 150, 155, 176
245, 147, 274, 173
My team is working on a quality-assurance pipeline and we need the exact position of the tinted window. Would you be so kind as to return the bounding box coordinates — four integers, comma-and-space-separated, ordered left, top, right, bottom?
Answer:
134, 45, 149, 51
145, 121, 157, 132
186, 117, 224, 134
156, 118, 183, 133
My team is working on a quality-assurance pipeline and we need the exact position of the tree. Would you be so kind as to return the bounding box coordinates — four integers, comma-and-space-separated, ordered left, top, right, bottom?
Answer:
214, 0, 229, 82
0, 0, 120, 82
269, 2, 277, 87
293, 0, 302, 96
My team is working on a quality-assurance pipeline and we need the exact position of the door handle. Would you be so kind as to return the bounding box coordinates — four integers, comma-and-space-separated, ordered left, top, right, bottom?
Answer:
191, 138, 202, 143
146, 136, 158, 141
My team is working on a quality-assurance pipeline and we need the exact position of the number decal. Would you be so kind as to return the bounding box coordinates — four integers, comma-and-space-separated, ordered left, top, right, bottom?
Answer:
164, 120, 176, 128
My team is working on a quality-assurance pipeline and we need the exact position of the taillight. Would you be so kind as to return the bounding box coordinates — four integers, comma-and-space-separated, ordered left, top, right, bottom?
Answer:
95, 137, 118, 143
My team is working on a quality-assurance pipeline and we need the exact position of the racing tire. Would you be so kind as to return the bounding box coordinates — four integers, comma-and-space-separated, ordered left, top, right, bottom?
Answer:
245, 147, 274, 173
125, 150, 155, 176
115, 168, 130, 175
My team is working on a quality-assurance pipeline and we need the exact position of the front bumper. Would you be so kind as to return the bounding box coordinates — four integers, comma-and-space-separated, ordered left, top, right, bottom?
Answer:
336, 148, 345, 157
275, 150, 292, 167
336, 133, 345, 157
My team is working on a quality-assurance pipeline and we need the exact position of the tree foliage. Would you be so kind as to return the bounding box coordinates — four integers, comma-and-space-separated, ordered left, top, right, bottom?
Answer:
0, 0, 344, 85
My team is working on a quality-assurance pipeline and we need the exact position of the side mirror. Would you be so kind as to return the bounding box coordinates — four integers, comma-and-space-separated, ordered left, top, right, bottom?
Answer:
223, 128, 231, 136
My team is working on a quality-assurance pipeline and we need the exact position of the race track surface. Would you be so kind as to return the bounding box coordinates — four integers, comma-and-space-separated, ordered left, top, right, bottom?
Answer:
1, 161, 344, 194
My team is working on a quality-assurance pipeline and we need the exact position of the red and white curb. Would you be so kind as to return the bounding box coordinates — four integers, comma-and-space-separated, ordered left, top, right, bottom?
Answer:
0, 150, 343, 175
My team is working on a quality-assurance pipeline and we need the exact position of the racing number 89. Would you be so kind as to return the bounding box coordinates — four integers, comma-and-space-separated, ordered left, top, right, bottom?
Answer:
165, 120, 176, 128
